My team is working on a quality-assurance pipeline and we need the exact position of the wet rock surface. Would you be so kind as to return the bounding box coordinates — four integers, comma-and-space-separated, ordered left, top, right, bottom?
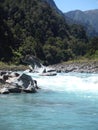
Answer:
0, 71, 39, 94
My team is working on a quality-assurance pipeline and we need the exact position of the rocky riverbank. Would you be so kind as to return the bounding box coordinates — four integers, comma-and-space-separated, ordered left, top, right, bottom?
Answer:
0, 64, 28, 71
51, 61, 98, 73
1, 60, 98, 94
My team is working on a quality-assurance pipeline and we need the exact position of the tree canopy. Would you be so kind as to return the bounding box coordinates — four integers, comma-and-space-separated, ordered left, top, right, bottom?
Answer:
0, 0, 97, 65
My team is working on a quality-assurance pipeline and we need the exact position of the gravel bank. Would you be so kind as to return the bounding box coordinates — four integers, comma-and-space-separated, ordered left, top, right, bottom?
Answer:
51, 61, 98, 73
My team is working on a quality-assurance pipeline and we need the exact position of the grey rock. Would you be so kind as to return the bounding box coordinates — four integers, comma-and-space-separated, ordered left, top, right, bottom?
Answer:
0, 87, 9, 94
0, 71, 39, 94
51, 61, 98, 73
17, 73, 38, 93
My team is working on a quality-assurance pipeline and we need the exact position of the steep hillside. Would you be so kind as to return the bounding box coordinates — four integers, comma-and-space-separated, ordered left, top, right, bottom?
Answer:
0, 0, 88, 65
44, 0, 63, 15
64, 9, 98, 37
43, 0, 57, 9
85, 9, 98, 32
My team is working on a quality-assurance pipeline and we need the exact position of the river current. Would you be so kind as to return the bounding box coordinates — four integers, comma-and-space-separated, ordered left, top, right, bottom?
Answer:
0, 72, 98, 130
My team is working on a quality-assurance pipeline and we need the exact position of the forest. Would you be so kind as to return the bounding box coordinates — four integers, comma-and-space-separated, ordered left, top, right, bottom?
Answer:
0, 0, 98, 65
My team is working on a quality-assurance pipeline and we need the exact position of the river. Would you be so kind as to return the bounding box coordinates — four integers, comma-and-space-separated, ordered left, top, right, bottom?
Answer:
0, 72, 98, 130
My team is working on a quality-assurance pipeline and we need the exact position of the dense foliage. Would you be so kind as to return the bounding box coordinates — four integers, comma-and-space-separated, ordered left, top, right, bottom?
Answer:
0, 0, 97, 65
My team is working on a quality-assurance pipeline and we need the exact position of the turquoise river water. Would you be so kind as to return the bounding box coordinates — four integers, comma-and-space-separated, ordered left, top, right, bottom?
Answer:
0, 72, 98, 130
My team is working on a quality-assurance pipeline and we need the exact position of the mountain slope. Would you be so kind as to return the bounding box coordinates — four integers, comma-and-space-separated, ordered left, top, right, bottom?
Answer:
43, 0, 63, 15
44, 0, 57, 8
85, 9, 98, 32
64, 9, 98, 37
0, 0, 88, 64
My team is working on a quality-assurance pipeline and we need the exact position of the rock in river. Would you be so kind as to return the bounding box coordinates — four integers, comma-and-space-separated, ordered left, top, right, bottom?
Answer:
0, 71, 39, 94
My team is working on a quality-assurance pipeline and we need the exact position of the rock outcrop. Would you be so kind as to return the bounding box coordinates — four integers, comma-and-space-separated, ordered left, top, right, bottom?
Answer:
23, 55, 43, 69
0, 71, 39, 94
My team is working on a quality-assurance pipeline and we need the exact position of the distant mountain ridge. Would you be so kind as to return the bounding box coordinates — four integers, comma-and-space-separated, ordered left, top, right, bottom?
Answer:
45, 0, 98, 37
85, 9, 98, 32
64, 9, 98, 37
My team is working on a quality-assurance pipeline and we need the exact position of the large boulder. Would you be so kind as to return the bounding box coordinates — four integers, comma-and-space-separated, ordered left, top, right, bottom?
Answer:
23, 55, 43, 69
17, 73, 37, 93
0, 71, 39, 94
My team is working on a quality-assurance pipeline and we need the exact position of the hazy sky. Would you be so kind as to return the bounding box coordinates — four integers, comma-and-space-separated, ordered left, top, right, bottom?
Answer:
54, 0, 98, 12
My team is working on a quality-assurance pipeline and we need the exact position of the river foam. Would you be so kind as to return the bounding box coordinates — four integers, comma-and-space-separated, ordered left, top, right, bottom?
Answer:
26, 72, 98, 95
